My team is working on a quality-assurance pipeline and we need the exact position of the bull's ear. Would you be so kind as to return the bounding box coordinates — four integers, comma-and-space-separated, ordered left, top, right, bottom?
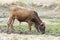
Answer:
40, 22, 45, 26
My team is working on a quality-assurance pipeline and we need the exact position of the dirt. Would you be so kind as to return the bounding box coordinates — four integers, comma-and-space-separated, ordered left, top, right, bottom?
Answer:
0, 33, 60, 40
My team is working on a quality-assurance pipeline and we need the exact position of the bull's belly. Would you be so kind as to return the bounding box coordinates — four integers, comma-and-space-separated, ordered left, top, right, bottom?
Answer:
18, 19, 26, 22
15, 16, 28, 22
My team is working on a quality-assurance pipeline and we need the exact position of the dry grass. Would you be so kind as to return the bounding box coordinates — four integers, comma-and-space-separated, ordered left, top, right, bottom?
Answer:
0, 33, 60, 40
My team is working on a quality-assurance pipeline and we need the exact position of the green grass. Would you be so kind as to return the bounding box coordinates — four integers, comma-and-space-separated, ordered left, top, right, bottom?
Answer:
13, 23, 60, 34
0, 20, 3, 23
1, 19, 60, 35
14, 24, 36, 32
0, 23, 60, 36
45, 24, 60, 34
48, 19, 60, 23
14, 24, 29, 32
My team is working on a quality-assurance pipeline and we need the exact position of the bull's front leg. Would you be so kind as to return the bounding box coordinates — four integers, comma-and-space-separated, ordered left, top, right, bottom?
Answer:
27, 21, 32, 31
35, 24, 39, 32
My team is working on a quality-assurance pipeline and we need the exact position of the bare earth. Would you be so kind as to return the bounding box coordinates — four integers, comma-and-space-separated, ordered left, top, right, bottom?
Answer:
0, 33, 60, 40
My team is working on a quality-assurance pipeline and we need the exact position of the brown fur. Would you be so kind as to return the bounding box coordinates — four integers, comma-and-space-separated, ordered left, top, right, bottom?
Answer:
7, 5, 45, 34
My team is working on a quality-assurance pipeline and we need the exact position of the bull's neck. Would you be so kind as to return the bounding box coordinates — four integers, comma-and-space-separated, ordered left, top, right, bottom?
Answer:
37, 19, 42, 25
34, 18, 42, 25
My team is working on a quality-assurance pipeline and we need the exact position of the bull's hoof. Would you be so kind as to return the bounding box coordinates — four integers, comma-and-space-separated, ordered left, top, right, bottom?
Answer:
6, 30, 14, 34
41, 31, 45, 34
42, 32, 45, 34
6, 31, 11, 34
20, 31, 23, 34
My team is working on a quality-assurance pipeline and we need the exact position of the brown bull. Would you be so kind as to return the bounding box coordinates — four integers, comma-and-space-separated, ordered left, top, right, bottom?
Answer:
7, 6, 45, 34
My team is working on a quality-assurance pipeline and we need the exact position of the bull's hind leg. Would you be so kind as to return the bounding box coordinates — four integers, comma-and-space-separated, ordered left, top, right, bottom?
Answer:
10, 18, 15, 33
7, 16, 15, 33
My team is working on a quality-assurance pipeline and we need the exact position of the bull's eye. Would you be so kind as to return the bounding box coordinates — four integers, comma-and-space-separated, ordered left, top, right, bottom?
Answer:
40, 24, 43, 26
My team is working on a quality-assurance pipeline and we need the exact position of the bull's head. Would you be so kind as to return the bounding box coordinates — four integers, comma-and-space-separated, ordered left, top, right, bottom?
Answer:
39, 22, 45, 34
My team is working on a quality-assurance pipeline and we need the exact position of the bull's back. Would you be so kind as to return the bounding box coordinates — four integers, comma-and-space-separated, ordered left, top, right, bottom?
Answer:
10, 6, 34, 21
